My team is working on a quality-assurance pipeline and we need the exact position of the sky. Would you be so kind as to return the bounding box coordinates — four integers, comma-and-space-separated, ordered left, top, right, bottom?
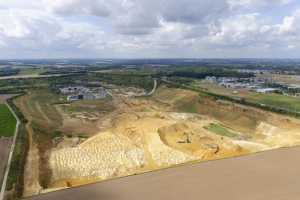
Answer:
0, 0, 300, 59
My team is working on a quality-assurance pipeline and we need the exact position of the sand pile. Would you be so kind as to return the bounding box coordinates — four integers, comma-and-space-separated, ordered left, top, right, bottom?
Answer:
50, 132, 145, 183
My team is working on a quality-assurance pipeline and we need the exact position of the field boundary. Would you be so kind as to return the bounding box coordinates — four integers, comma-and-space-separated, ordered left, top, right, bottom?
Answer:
0, 102, 20, 200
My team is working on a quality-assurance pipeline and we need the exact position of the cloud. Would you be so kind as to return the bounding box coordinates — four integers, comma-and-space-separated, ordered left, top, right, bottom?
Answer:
0, 0, 299, 58
43, 0, 230, 35
229, 0, 293, 9
44, 0, 112, 17
278, 9, 300, 36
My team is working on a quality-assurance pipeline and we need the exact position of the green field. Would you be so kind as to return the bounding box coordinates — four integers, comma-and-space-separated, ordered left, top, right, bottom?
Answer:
248, 93, 300, 112
191, 81, 300, 113
18, 67, 47, 76
205, 123, 238, 138
0, 104, 17, 137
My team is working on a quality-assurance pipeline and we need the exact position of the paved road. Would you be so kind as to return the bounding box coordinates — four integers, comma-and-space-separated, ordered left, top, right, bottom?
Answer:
146, 79, 157, 96
27, 146, 300, 200
0, 74, 70, 80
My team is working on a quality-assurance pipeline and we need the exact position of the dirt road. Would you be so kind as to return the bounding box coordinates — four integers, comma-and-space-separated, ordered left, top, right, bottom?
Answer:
26, 146, 300, 200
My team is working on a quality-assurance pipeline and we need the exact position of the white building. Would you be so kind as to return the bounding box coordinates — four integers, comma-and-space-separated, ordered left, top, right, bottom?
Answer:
256, 88, 279, 94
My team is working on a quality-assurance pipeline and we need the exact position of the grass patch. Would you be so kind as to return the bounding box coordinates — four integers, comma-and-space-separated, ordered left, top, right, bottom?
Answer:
205, 123, 238, 138
0, 104, 17, 137
177, 103, 198, 113
249, 93, 300, 112
18, 67, 47, 76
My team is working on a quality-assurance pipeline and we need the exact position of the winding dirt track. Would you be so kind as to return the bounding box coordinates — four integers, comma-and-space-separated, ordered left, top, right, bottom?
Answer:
27, 146, 300, 200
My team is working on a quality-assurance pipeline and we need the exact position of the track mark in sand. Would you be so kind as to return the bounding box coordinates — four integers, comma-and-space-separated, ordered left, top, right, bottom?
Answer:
35, 103, 51, 124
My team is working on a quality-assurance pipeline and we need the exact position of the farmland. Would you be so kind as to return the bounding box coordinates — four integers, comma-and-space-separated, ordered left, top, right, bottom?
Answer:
0, 104, 17, 137
191, 81, 300, 113
26, 146, 300, 200
0, 138, 12, 192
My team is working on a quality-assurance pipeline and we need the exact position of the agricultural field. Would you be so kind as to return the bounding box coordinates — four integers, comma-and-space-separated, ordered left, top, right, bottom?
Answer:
192, 80, 300, 113
0, 104, 17, 137
26, 146, 300, 200
0, 137, 12, 190
256, 73, 300, 85
17, 67, 48, 76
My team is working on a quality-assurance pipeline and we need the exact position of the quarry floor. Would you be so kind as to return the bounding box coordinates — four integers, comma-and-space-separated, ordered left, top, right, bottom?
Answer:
26, 146, 300, 200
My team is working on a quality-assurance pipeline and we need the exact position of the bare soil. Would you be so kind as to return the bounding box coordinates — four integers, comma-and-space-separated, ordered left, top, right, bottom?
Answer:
0, 138, 12, 186
0, 94, 17, 103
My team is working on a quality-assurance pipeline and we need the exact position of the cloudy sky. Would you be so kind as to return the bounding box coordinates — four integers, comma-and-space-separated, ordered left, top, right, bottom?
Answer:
0, 0, 300, 59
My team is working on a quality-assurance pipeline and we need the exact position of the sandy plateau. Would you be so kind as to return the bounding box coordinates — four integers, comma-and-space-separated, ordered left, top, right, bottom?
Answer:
14, 86, 300, 195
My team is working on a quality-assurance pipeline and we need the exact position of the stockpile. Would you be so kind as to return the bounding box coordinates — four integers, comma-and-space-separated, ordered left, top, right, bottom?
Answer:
50, 132, 145, 182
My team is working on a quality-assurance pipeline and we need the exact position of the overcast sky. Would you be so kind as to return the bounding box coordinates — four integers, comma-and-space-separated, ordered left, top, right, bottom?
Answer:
0, 0, 300, 59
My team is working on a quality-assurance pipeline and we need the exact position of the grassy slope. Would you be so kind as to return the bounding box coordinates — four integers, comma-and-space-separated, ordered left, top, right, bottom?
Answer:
0, 104, 17, 137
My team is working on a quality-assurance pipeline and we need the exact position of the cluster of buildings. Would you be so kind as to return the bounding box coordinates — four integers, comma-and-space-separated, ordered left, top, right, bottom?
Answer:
59, 86, 108, 101
205, 76, 300, 95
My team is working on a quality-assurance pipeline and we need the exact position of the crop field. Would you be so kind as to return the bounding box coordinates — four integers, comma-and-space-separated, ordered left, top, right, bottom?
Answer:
192, 81, 300, 113
257, 73, 300, 85
18, 67, 48, 76
249, 93, 300, 112
0, 104, 17, 137
0, 138, 12, 188
26, 146, 300, 200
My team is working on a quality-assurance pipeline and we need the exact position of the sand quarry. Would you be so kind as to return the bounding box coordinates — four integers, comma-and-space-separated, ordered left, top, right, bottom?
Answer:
14, 86, 300, 196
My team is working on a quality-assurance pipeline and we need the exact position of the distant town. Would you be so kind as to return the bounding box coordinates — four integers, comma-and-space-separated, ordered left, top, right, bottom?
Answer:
205, 75, 300, 96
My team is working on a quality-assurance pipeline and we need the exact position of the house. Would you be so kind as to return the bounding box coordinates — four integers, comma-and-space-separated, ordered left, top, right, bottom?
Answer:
60, 86, 89, 95
205, 76, 217, 83
67, 95, 80, 101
